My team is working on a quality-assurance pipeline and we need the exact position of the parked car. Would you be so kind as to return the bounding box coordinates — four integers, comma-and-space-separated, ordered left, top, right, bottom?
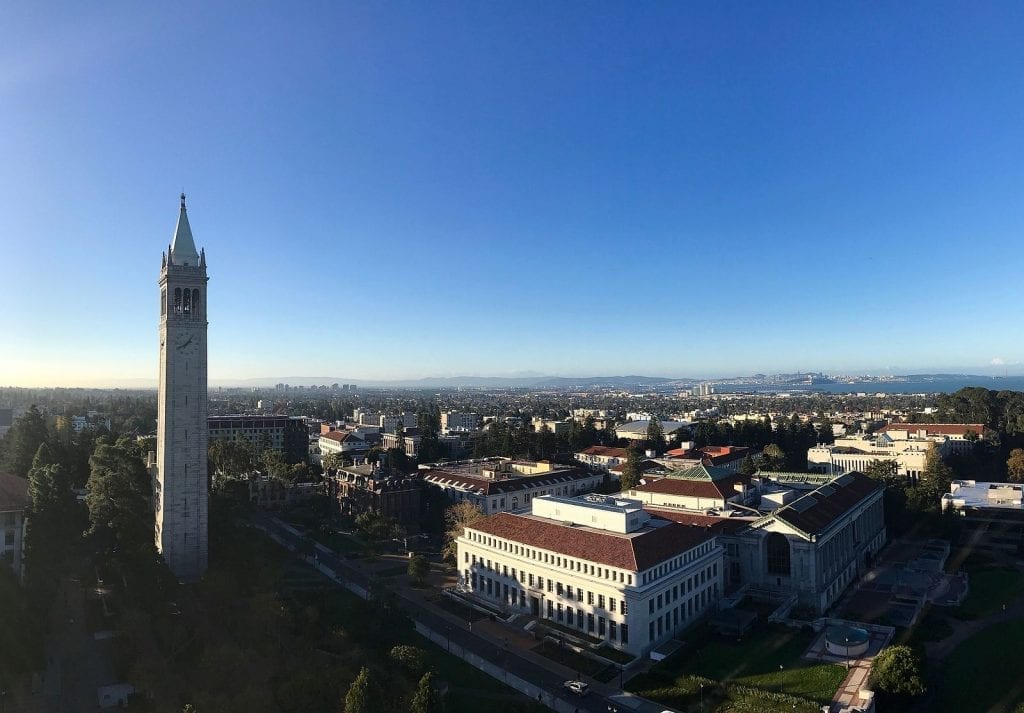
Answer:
562, 680, 589, 696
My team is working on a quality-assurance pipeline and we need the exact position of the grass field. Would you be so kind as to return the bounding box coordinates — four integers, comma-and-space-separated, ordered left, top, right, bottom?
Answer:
627, 624, 846, 713
953, 567, 1023, 619
937, 617, 1024, 713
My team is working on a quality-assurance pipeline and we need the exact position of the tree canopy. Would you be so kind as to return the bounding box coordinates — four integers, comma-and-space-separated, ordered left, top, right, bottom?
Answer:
442, 501, 484, 561
869, 645, 925, 696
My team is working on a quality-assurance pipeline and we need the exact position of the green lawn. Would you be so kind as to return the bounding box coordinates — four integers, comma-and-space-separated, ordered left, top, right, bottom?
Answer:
532, 640, 607, 677
937, 617, 1024, 713
954, 567, 1023, 619
628, 624, 846, 712
310, 529, 365, 555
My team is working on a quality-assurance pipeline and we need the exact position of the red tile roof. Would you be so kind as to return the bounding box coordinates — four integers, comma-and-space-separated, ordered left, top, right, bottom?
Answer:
578, 446, 628, 459
424, 467, 592, 496
632, 474, 745, 500
880, 423, 986, 437
644, 507, 751, 534
467, 512, 714, 572
0, 472, 29, 512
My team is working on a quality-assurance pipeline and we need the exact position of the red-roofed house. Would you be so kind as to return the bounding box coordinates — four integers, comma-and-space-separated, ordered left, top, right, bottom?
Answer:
575, 445, 629, 473
457, 493, 723, 657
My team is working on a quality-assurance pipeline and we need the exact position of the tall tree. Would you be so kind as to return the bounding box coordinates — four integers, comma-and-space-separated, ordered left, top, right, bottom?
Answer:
761, 444, 785, 471
645, 418, 666, 455
85, 439, 156, 569
442, 501, 484, 561
409, 672, 441, 713
738, 454, 757, 476
24, 443, 77, 607
619, 441, 645, 491
1007, 448, 1024, 482
909, 444, 954, 512
868, 645, 925, 696
817, 420, 836, 445
343, 666, 380, 713
4, 405, 50, 478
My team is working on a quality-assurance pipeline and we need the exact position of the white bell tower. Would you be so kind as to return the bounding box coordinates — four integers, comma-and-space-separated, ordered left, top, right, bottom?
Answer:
155, 193, 209, 579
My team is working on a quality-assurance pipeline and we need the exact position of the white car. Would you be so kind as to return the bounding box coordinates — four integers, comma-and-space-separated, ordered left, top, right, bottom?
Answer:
562, 680, 589, 696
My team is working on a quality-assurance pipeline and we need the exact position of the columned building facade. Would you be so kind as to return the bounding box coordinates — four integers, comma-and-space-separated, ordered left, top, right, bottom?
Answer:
155, 194, 209, 580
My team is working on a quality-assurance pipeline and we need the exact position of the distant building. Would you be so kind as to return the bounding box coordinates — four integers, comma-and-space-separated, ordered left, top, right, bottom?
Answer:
324, 464, 423, 534
248, 475, 320, 509
878, 423, 987, 455
0, 471, 28, 580
422, 458, 603, 515
0, 408, 12, 439
457, 493, 723, 657
808, 426, 962, 479
661, 445, 757, 473
575, 445, 628, 472
942, 480, 1024, 554
615, 420, 691, 442
531, 417, 571, 435
208, 414, 309, 464
381, 428, 422, 457
380, 413, 418, 434
319, 430, 371, 458
441, 411, 479, 432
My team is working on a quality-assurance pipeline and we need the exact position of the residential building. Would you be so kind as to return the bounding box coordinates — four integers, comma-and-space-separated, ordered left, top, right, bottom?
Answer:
318, 430, 371, 458
441, 411, 479, 432
154, 194, 209, 580
324, 464, 423, 533
208, 414, 309, 464
615, 420, 691, 442
422, 458, 604, 515
0, 472, 28, 580
531, 417, 571, 435
380, 413, 418, 434
457, 494, 723, 657
575, 445, 628, 472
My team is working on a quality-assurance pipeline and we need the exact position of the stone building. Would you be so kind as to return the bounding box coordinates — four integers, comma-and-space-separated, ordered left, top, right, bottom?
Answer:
324, 464, 423, 534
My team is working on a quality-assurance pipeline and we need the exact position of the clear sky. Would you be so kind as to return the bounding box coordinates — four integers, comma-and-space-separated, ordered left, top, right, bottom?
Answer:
3, 2, 1024, 387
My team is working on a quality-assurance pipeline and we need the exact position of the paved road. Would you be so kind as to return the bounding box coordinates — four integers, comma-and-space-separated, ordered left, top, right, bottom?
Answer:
255, 514, 672, 713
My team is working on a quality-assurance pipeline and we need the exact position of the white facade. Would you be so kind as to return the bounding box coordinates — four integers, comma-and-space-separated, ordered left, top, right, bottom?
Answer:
807, 434, 949, 479
457, 495, 723, 657
155, 194, 209, 580
441, 411, 479, 432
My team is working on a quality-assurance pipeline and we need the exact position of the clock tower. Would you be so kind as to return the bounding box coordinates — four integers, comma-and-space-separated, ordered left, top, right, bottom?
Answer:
155, 193, 209, 580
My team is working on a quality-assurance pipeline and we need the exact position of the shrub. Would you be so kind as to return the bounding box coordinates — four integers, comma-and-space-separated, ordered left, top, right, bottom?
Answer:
868, 645, 925, 696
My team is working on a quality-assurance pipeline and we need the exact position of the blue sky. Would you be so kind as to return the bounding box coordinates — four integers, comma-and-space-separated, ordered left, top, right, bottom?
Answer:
3, 2, 1024, 386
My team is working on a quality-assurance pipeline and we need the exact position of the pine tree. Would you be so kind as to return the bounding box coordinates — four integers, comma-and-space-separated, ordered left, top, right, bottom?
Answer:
343, 666, 379, 713
409, 672, 441, 713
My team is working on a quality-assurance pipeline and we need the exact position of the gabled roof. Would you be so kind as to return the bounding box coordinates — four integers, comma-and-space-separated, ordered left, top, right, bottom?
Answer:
320, 430, 363, 443
632, 474, 745, 500
170, 194, 200, 266
662, 463, 736, 482
755, 471, 881, 540
423, 467, 591, 496
643, 507, 752, 534
0, 472, 29, 512
467, 512, 714, 572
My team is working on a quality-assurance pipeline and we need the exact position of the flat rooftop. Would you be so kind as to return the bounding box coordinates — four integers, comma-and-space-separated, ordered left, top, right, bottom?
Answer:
945, 480, 1023, 511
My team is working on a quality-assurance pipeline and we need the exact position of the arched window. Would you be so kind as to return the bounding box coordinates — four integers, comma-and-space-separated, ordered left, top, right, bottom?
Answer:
192, 289, 200, 316
160, 288, 166, 316
183, 289, 192, 313
766, 532, 791, 576
174, 288, 182, 313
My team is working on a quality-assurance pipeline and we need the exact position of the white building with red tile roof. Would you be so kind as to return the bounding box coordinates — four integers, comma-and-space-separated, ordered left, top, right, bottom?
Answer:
457, 493, 723, 657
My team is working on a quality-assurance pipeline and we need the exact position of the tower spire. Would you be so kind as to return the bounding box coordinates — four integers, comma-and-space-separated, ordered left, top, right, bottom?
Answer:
170, 192, 200, 266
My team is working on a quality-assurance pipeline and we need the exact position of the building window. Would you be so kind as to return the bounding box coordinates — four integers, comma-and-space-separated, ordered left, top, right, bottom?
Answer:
621, 623, 629, 644
766, 532, 791, 576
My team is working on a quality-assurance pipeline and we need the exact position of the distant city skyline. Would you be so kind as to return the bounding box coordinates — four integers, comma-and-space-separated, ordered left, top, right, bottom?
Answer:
4, 4, 1024, 388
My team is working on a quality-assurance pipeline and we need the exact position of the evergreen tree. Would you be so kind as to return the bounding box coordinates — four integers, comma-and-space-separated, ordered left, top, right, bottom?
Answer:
343, 666, 380, 713
619, 441, 645, 490
409, 672, 441, 713
645, 418, 666, 455
818, 420, 835, 445
4, 405, 50, 478
24, 443, 77, 607
738, 454, 757, 476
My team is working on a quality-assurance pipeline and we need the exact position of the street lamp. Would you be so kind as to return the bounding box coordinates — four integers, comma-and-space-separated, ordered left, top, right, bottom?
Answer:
779, 664, 784, 694
845, 637, 851, 671
699, 683, 704, 712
